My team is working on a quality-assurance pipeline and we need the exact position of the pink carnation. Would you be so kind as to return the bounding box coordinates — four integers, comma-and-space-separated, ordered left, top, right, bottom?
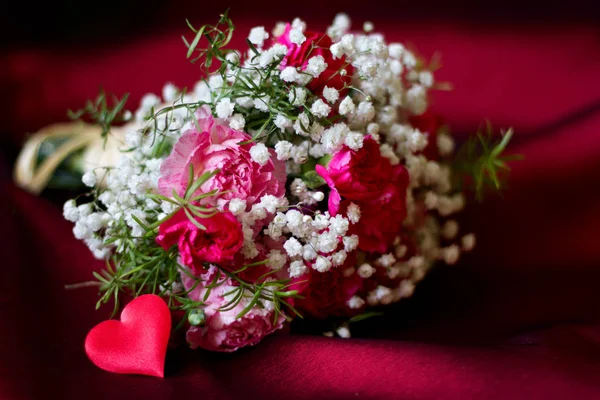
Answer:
182, 266, 285, 352
158, 105, 286, 208
317, 137, 410, 253
156, 209, 243, 271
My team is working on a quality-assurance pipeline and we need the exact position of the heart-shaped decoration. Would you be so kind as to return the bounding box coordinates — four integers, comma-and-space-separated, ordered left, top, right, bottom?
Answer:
85, 294, 171, 377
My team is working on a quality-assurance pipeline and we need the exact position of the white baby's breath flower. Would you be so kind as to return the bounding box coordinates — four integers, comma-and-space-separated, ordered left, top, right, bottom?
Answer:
254, 95, 271, 112
462, 234, 476, 251
266, 250, 286, 270
378, 253, 396, 268
310, 99, 331, 118
322, 86, 339, 104
347, 296, 365, 309
340, 34, 355, 53
216, 98, 235, 119
403, 51, 417, 68
313, 256, 332, 272
343, 235, 359, 252
291, 18, 306, 32
406, 84, 427, 115
63, 200, 80, 222
407, 129, 428, 153
309, 144, 326, 158
289, 28, 306, 45
339, 96, 355, 115
284, 237, 303, 257
274, 140, 293, 160
330, 42, 344, 59
208, 75, 225, 91
311, 191, 325, 202
289, 260, 308, 278
329, 214, 349, 236
228, 198, 247, 216
356, 101, 375, 122
344, 131, 364, 151
358, 263, 375, 278
293, 112, 310, 136
367, 123, 380, 135
289, 87, 307, 106
82, 171, 97, 187
280, 66, 299, 83
360, 61, 378, 79
249, 143, 270, 165
346, 203, 361, 224
236, 96, 254, 109
312, 213, 330, 230
273, 22, 287, 37
443, 245, 461, 265
306, 55, 327, 78
336, 324, 351, 338
229, 113, 245, 130
419, 71, 434, 88
162, 83, 178, 102
248, 26, 269, 47
274, 114, 292, 131
292, 143, 309, 164
328, 13, 351, 39
317, 231, 338, 253
78, 203, 93, 218
437, 133, 455, 156
388, 43, 405, 59
332, 250, 348, 266
442, 220, 459, 239
321, 123, 348, 153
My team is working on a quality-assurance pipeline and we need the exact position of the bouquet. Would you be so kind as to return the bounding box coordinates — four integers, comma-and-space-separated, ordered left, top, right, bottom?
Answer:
17, 11, 517, 375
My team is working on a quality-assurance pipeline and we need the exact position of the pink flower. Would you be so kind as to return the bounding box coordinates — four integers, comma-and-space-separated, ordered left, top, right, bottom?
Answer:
275, 25, 353, 94
182, 266, 285, 352
316, 137, 409, 215
317, 137, 410, 253
158, 105, 286, 208
156, 209, 243, 271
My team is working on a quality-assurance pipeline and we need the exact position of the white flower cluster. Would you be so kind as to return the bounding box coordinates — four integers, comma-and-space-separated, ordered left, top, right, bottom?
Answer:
263, 207, 358, 278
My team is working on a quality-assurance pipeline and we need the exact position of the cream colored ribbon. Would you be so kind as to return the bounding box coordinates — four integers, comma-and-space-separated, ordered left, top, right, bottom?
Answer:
14, 122, 131, 194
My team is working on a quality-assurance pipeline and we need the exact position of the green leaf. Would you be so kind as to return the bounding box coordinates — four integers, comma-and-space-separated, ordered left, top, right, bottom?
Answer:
187, 25, 207, 59
185, 169, 219, 200
348, 311, 384, 323
184, 208, 206, 230
303, 170, 326, 189
453, 123, 522, 201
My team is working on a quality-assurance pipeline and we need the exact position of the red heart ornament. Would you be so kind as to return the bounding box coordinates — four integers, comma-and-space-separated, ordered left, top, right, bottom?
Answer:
85, 294, 171, 378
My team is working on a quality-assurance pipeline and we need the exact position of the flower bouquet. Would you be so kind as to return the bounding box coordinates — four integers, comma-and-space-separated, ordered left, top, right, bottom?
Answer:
17, 11, 518, 375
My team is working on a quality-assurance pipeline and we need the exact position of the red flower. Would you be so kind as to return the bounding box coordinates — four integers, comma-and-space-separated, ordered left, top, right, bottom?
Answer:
275, 24, 353, 94
156, 209, 243, 271
317, 137, 410, 253
290, 257, 362, 319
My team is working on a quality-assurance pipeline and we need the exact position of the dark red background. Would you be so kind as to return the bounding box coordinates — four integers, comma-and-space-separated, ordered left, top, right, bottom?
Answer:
2, 1, 600, 398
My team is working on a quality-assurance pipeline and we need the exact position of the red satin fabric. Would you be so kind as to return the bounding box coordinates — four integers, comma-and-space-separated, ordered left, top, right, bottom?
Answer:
2, 13, 600, 400
85, 295, 171, 378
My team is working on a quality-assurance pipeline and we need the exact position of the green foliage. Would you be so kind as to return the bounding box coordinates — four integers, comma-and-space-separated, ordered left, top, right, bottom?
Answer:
453, 123, 523, 201
67, 89, 130, 140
